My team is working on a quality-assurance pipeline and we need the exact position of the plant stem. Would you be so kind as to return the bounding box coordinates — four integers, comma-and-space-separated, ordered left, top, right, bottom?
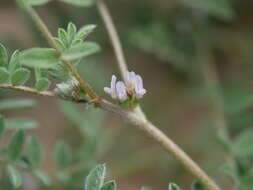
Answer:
96, 0, 128, 82
96, 1, 221, 190
0, 84, 55, 97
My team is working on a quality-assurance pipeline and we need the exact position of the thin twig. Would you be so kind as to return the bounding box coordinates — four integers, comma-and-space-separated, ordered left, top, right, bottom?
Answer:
96, 1, 221, 190
0, 84, 56, 97
96, 0, 128, 82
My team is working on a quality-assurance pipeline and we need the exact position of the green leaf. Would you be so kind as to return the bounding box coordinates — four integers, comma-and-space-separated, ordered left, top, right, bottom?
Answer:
169, 183, 182, 190
62, 42, 100, 61
54, 141, 72, 170
233, 129, 253, 157
35, 78, 51, 91
28, 136, 42, 168
77, 24, 97, 40
6, 118, 38, 130
58, 0, 94, 7
0, 43, 8, 67
85, 164, 106, 190
58, 28, 69, 48
191, 182, 205, 190
34, 170, 51, 186
0, 99, 37, 111
54, 38, 65, 49
20, 48, 59, 69
100, 181, 117, 190
67, 22, 77, 44
16, 0, 30, 9
6, 165, 22, 189
28, 0, 52, 6
0, 67, 9, 84
8, 130, 25, 161
9, 50, 21, 73
11, 68, 30, 86
49, 63, 70, 80
0, 115, 5, 138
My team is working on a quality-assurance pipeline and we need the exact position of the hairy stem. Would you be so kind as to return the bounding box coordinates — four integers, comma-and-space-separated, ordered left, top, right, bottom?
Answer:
96, 1, 221, 190
0, 84, 55, 97
96, 0, 128, 82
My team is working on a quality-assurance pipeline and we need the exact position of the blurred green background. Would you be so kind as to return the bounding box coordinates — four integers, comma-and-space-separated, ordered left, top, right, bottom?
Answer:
1, 0, 253, 189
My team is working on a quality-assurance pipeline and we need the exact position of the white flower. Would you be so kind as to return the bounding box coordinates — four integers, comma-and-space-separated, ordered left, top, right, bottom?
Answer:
126, 71, 146, 98
104, 71, 146, 102
104, 75, 117, 99
104, 75, 128, 102
115, 81, 128, 101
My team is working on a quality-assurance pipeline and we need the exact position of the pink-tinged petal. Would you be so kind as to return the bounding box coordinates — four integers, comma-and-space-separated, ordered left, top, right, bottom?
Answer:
130, 71, 137, 84
136, 75, 144, 89
109, 75, 117, 98
104, 87, 112, 95
126, 71, 131, 83
116, 81, 128, 101
111, 75, 117, 90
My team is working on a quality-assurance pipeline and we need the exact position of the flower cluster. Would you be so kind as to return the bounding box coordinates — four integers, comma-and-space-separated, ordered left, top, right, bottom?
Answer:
104, 71, 146, 108
55, 77, 86, 102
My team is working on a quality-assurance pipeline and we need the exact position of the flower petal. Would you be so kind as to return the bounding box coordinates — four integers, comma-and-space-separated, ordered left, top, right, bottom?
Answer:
104, 87, 112, 95
116, 81, 128, 101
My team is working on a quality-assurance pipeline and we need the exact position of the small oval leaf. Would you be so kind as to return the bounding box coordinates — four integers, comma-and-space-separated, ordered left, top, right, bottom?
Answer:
8, 130, 25, 161
101, 181, 117, 190
62, 42, 100, 61
0, 43, 8, 67
6, 118, 38, 130
6, 165, 22, 189
28, 136, 42, 168
169, 183, 182, 190
0, 67, 9, 84
35, 78, 51, 91
54, 141, 72, 170
34, 170, 51, 186
11, 68, 30, 86
20, 48, 59, 69
85, 164, 106, 190
77, 24, 97, 40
